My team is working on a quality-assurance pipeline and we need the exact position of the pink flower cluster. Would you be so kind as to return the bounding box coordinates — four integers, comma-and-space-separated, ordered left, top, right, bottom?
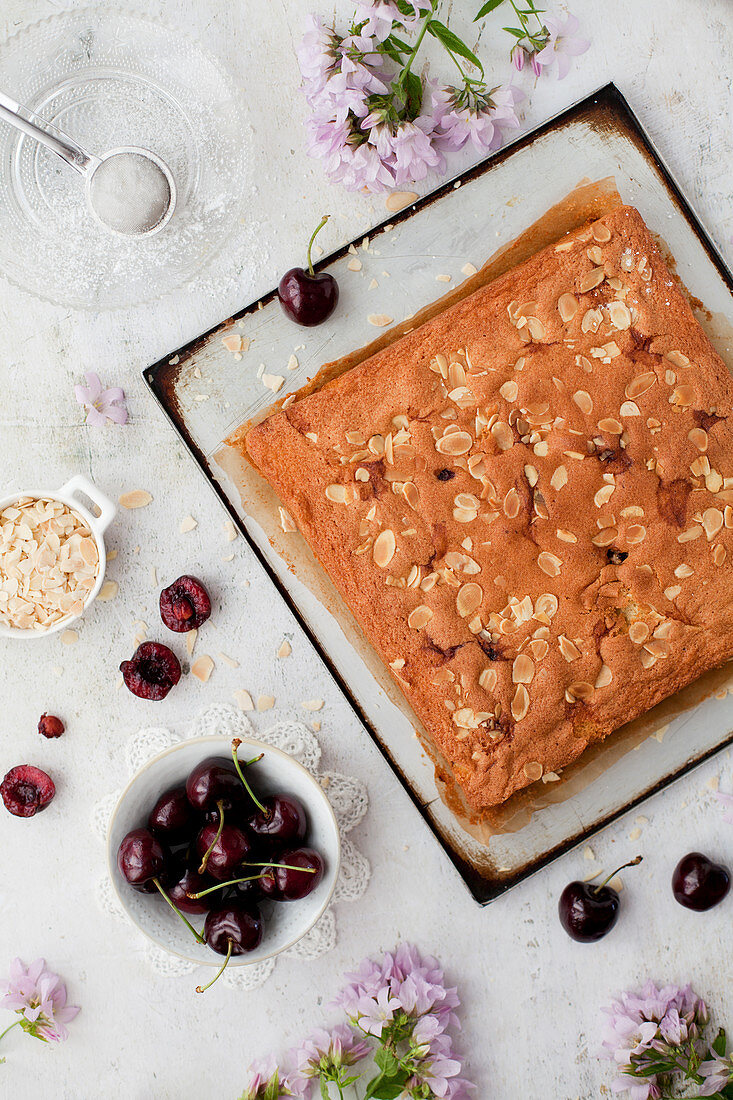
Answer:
511, 13, 589, 79
297, 9, 523, 193
0, 957, 80, 1047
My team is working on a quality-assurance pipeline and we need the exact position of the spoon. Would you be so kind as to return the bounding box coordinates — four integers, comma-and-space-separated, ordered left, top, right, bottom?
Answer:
0, 89, 176, 236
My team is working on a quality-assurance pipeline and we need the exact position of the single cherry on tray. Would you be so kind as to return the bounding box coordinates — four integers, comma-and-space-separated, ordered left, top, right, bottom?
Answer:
258, 847, 324, 901
278, 215, 339, 327
159, 575, 211, 632
120, 641, 181, 701
672, 852, 731, 911
1, 764, 56, 818
559, 856, 642, 942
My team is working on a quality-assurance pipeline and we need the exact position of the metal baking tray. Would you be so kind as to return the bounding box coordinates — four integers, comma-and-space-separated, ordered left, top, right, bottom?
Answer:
144, 84, 733, 903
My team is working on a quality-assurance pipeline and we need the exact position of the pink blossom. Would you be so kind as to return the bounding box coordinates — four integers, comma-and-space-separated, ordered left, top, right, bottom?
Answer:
428, 84, 523, 154
715, 789, 733, 824
354, 1, 420, 42
356, 985, 400, 1036
0, 957, 80, 1045
534, 12, 590, 80
74, 372, 128, 427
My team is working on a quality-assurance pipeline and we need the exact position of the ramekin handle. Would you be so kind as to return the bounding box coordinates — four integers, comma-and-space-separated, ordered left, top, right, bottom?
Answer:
58, 474, 117, 535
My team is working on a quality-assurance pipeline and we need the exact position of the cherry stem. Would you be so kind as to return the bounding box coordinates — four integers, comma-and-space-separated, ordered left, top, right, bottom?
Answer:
231, 739, 267, 814
187, 863, 317, 900
152, 878, 205, 944
306, 214, 329, 277
593, 855, 643, 894
198, 799, 226, 874
196, 938, 233, 994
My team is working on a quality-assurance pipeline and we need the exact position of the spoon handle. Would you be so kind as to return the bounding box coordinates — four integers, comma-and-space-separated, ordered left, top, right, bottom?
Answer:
0, 89, 99, 175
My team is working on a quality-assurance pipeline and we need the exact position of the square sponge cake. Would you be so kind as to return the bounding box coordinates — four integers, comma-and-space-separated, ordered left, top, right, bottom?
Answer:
244, 205, 733, 811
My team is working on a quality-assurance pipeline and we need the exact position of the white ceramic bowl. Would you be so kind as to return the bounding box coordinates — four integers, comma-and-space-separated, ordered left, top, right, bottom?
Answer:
0, 474, 116, 639
107, 735, 341, 967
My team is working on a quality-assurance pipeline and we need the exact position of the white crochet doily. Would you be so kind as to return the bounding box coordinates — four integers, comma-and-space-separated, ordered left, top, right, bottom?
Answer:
92, 703, 370, 989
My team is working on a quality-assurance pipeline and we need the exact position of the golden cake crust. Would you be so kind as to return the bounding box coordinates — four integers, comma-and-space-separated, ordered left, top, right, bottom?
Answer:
244, 206, 733, 811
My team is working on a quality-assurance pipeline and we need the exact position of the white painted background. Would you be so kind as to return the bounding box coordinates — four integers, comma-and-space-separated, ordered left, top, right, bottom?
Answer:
0, 1, 732, 1097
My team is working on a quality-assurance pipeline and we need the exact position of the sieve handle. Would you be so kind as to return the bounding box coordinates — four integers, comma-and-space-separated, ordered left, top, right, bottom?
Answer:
0, 89, 99, 176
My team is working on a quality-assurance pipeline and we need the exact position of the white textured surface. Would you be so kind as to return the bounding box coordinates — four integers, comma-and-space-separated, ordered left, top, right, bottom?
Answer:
0, 2, 731, 1098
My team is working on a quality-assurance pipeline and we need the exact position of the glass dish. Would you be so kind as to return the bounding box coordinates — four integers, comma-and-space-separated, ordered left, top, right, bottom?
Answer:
0, 8, 247, 309
144, 86, 733, 903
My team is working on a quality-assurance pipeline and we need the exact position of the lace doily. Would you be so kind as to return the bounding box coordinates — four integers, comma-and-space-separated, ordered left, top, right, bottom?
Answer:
92, 703, 370, 989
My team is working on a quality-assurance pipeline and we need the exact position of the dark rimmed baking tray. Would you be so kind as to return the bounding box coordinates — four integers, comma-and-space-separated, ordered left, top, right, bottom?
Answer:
144, 83, 733, 904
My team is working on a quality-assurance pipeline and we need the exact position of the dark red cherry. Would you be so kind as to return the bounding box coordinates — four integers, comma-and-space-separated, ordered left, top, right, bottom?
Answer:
166, 864, 215, 915
195, 820, 252, 881
247, 794, 307, 848
117, 827, 166, 886
204, 904, 263, 957
159, 575, 211, 632
120, 642, 181, 701
672, 852, 730, 911
259, 847, 324, 901
559, 856, 642, 942
38, 714, 65, 738
1, 765, 56, 818
278, 215, 338, 327
148, 786, 195, 842
186, 757, 247, 813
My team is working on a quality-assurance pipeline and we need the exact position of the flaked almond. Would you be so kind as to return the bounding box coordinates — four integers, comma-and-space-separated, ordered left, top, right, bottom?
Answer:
664, 585, 682, 601
557, 293, 579, 322
594, 483, 615, 507
385, 190, 418, 213
578, 266, 604, 293
500, 380, 518, 402
503, 487, 521, 519
262, 373, 284, 393
626, 372, 656, 399
511, 685, 530, 722
491, 422, 513, 451
537, 551, 562, 576
373, 529, 396, 567
325, 484, 353, 504
666, 350, 690, 368
688, 427, 708, 453
595, 664, 613, 688
279, 507, 297, 533
257, 694, 275, 712
592, 222, 612, 243
558, 635, 581, 662
179, 515, 197, 533
535, 593, 558, 618
301, 698, 324, 711
713, 543, 727, 565
629, 622, 649, 644
408, 605, 433, 630
277, 639, 292, 658
456, 582, 482, 617
573, 390, 593, 415
402, 482, 419, 510
97, 580, 118, 601
119, 490, 152, 509
556, 529, 577, 544
626, 524, 647, 545
233, 689, 254, 711
591, 527, 618, 547
670, 385, 694, 407
355, 468, 369, 482
702, 507, 724, 540
620, 401, 640, 416
550, 465, 568, 491
512, 654, 535, 684
526, 317, 545, 341
597, 417, 623, 434
523, 760, 543, 781
436, 430, 472, 456
674, 563, 694, 578
607, 300, 631, 329
566, 681, 594, 702
191, 655, 214, 683
479, 667, 498, 693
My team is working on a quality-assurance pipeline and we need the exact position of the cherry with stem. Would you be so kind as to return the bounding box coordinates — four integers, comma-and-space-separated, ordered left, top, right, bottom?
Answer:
152, 878, 205, 944
196, 940, 232, 995
198, 799, 226, 874
231, 739, 267, 814
186, 862, 317, 901
559, 856, 643, 943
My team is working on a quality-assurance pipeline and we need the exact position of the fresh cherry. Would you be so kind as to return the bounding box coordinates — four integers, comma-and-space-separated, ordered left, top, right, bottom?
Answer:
117, 827, 166, 887
247, 794, 307, 848
120, 641, 181, 701
672, 852, 731, 911
278, 215, 339, 327
0, 765, 56, 818
165, 863, 215, 915
37, 714, 64, 738
186, 757, 248, 813
195, 814, 253, 881
258, 847, 324, 901
197, 905, 264, 992
148, 786, 196, 843
559, 856, 642, 942
159, 575, 211, 633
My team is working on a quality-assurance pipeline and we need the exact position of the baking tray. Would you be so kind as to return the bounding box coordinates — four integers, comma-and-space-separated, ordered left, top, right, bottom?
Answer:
144, 84, 733, 903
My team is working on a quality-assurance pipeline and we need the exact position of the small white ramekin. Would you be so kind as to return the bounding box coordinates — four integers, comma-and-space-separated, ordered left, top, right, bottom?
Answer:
0, 474, 116, 639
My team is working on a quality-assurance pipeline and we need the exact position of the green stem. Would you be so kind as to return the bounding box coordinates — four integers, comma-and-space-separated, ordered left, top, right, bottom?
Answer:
306, 216, 330, 278
198, 799, 225, 874
399, 1, 438, 85
152, 878, 205, 944
196, 939, 233, 994
592, 855, 642, 894
0, 1019, 21, 1047
188, 863, 317, 901
231, 740, 267, 814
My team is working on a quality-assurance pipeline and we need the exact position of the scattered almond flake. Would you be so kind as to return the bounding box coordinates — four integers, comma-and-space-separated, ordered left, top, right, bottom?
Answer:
385, 190, 417, 213
119, 490, 152, 509
436, 274, 451, 283
607, 875, 624, 892
542, 771, 561, 783
190, 655, 213, 683
287, 354, 299, 371
233, 689, 254, 712
368, 278, 379, 290
218, 652, 239, 668
461, 262, 478, 277
347, 257, 363, 272
179, 515, 197, 533
222, 333, 243, 354
97, 580, 118, 601
194, 393, 209, 402
223, 520, 237, 542
707, 776, 720, 791
301, 698, 324, 712
651, 724, 669, 743
628, 827, 642, 841
257, 694, 275, 712
107, 549, 118, 561
278, 507, 297, 533
221, 553, 234, 562
311, 719, 322, 732
186, 629, 197, 656
60, 629, 78, 645
262, 373, 285, 393
583, 846, 596, 861
368, 313, 392, 327
277, 639, 292, 658
150, 566, 157, 587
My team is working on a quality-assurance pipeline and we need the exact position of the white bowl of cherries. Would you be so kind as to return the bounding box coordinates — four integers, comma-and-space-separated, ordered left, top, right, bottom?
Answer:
108, 735, 340, 990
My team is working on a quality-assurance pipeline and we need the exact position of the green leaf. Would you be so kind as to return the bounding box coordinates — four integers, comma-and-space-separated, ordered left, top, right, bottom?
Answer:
370, 1084, 409, 1100
374, 1046, 400, 1075
714, 1027, 728, 1057
475, 0, 506, 18
403, 70, 424, 120
427, 20, 484, 74
502, 25, 526, 37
